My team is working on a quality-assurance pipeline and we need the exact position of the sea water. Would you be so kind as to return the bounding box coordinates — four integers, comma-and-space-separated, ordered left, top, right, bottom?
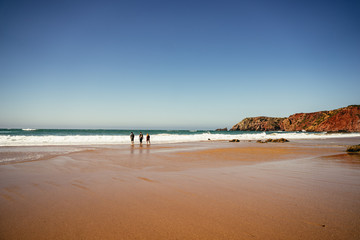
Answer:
1, 128, 360, 146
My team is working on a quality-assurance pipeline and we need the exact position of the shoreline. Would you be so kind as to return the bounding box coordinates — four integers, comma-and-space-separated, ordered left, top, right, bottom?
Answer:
1, 139, 360, 239
2, 129, 360, 147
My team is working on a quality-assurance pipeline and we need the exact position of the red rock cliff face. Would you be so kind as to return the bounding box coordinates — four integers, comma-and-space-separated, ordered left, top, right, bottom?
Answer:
230, 105, 360, 132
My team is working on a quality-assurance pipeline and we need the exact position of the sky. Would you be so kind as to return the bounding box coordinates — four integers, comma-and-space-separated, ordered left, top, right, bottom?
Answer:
1, 0, 360, 129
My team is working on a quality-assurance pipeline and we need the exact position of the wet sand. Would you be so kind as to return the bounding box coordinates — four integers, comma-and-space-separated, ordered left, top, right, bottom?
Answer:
1, 140, 360, 239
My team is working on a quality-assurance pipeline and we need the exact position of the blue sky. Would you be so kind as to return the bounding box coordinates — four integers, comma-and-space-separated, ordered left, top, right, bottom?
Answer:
1, 0, 359, 129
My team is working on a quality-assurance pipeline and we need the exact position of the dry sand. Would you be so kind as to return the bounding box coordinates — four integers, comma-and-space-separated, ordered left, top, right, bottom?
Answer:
1, 140, 360, 239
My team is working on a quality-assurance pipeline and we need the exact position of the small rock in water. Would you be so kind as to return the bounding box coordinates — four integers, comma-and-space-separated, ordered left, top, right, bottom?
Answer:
256, 138, 289, 143
264, 138, 289, 143
346, 144, 360, 152
229, 139, 240, 142
215, 128, 228, 131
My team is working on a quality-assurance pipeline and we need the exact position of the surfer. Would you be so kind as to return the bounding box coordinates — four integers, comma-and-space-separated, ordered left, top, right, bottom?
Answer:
146, 133, 150, 145
130, 132, 134, 144
139, 132, 144, 145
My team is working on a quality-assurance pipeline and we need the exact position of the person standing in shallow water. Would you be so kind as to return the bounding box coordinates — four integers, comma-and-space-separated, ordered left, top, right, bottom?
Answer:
146, 133, 150, 145
130, 132, 134, 145
139, 132, 144, 145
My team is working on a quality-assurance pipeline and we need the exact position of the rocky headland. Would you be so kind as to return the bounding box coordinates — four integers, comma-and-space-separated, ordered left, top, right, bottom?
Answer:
230, 105, 360, 132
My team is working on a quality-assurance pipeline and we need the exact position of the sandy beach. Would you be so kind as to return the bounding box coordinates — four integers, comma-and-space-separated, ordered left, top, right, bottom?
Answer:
1, 139, 360, 240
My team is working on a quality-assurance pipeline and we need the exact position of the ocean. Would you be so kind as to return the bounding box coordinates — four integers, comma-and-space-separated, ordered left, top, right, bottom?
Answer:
1, 128, 360, 146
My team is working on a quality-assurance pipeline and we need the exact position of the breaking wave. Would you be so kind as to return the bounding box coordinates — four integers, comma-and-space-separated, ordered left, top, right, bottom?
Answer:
1, 131, 360, 146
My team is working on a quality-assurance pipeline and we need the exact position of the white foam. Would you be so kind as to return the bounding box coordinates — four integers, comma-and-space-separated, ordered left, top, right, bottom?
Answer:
22, 128, 37, 131
0, 132, 360, 146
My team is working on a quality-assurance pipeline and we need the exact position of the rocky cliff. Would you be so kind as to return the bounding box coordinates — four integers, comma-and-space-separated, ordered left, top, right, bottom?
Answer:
230, 117, 286, 131
230, 105, 360, 132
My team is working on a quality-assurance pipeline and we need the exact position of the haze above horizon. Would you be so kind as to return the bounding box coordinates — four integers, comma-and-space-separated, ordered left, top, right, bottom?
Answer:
1, 0, 359, 129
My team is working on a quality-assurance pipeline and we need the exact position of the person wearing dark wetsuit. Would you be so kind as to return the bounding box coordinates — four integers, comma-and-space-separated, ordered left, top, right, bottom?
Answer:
146, 133, 150, 145
139, 132, 143, 144
130, 132, 134, 144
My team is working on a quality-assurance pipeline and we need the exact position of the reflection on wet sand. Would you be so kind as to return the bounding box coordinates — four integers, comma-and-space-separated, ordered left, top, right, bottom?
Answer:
320, 153, 360, 167
130, 145, 134, 154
